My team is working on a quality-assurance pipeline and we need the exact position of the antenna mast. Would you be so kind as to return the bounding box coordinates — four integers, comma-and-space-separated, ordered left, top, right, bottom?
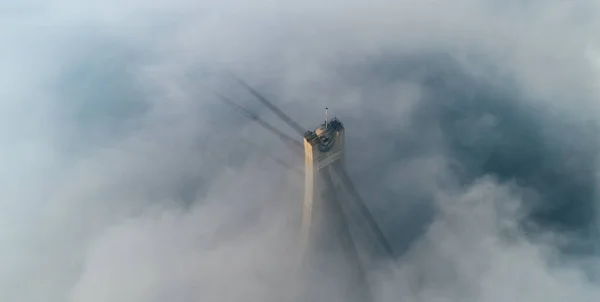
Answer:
325, 107, 329, 129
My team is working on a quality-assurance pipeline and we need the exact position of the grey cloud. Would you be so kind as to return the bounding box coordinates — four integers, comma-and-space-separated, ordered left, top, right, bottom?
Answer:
3, 0, 600, 301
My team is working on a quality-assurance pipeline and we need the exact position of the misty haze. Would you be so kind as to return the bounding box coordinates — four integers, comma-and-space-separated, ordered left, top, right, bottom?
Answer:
3, 1, 600, 301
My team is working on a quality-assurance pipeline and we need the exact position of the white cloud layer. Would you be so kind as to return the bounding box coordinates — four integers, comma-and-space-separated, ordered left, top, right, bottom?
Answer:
3, 0, 600, 301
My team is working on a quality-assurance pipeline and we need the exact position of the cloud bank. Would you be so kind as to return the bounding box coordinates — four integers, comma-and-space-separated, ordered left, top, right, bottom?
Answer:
3, 0, 600, 301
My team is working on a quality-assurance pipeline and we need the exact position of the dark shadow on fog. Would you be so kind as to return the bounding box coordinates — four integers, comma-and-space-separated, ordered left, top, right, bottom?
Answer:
337, 54, 600, 258
180, 54, 599, 261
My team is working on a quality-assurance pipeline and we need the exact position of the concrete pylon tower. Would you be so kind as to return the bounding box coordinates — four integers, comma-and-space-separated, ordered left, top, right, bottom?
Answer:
299, 116, 369, 302
301, 117, 345, 244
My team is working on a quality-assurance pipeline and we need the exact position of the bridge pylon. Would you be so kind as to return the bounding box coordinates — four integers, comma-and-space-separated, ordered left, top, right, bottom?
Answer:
298, 117, 369, 302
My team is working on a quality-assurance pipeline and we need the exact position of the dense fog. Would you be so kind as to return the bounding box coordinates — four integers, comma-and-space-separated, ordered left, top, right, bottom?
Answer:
3, 1, 600, 301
